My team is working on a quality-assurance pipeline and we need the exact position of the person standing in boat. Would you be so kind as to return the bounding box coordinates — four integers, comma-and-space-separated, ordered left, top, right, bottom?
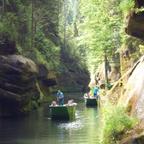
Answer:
56, 90, 64, 106
93, 85, 99, 99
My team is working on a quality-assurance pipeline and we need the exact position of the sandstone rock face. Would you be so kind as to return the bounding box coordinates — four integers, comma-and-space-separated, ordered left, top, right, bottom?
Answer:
122, 0, 144, 120
119, 56, 144, 120
38, 64, 57, 87
38, 64, 57, 100
0, 55, 40, 117
57, 68, 89, 92
95, 62, 120, 85
58, 48, 90, 93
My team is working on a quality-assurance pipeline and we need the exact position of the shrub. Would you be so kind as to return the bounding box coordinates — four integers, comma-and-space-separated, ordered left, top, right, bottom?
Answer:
101, 103, 137, 144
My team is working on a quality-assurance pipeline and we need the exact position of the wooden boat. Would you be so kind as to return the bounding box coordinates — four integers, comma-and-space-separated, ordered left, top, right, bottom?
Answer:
84, 97, 97, 107
49, 104, 77, 120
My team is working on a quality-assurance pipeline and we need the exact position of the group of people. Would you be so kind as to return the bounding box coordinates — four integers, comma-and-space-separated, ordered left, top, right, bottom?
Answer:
52, 81, 108, 106
51, 90, 76, 106
84, 85, 100, 99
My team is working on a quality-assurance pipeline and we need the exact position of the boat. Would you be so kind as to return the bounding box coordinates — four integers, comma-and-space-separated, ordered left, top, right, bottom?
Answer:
49, 103, 77, 120
84, 97, 98, 107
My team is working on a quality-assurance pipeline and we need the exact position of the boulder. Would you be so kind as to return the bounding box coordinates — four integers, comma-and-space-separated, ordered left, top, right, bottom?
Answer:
0, 55, 40, 117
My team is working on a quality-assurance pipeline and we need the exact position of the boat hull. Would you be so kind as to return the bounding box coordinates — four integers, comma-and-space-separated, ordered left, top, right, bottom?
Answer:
85, 98, 97, 107
50, 105, 76, 120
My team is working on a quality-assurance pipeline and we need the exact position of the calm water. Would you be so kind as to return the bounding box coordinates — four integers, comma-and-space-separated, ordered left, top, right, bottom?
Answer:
0, 94, 101, 144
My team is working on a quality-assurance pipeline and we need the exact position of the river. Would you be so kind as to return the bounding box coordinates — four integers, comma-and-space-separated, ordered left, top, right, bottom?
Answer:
0, 93, 101, 144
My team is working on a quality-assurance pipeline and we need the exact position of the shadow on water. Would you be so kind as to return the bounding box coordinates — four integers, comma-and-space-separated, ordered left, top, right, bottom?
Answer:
0, 93, 101, 144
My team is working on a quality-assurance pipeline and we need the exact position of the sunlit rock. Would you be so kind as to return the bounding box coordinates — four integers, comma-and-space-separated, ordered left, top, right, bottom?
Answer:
119, 55, 144, 120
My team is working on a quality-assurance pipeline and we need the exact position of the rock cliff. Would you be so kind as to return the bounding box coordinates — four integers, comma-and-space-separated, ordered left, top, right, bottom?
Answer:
0, 55, 39, 117
0, 33, 40, 116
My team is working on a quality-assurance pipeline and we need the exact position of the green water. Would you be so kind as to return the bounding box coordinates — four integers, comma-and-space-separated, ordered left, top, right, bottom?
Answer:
0, 95, 101, 144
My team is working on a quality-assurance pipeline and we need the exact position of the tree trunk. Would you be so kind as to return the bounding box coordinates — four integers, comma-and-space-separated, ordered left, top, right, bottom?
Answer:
104, 50, 108, 89
31, 0, 34, 50
63, 0, 67, 50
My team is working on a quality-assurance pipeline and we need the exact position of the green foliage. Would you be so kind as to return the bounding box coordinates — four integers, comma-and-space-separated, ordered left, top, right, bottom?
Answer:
0, 13, 18, 40
77, 0, 123, 74
119, 0, 134, 14
58, 0, 132, 76
101, 103, 137, 144
0, 0, 61, 71
135, 7, 144, 13
0, 1, 32, 51
34, 30, 60, 70
0, 0, 136, 80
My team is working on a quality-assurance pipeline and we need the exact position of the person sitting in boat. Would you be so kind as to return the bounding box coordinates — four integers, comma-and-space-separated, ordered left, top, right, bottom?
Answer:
50, 101, 57, 106
84, 92, 90, 98
93, 85, 99, 99
56, 90, 64, 106
67, 99, 77, 106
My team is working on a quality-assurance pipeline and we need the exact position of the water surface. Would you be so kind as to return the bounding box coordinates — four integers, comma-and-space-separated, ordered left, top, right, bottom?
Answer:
0, 94, 101, 144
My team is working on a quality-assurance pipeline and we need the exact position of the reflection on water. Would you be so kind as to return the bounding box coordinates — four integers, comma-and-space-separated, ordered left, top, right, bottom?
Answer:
0, 94, 101, 144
